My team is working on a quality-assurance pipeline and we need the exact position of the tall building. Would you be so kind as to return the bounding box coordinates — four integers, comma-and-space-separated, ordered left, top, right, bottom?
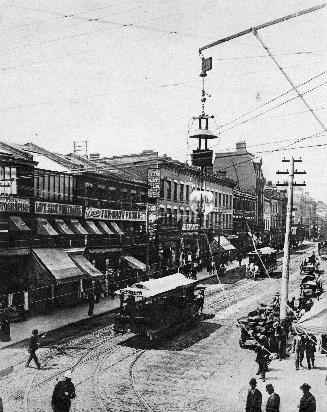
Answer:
94, 150, 236, 273
214, 141, 265, 243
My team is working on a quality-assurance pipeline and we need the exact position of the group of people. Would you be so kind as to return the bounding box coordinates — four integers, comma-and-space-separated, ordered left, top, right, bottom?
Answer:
246, 378, 316, 412
293, 332, 317, 370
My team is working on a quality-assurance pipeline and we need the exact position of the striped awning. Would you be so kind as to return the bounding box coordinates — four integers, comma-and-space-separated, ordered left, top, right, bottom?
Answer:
9, 216, 30, 232
110, 222, 124, 236
97, 221, 114, 235
70, 219, 90, 235
85, 220, 102, 235
55, 219, 74, 235
37, 218, 58, 236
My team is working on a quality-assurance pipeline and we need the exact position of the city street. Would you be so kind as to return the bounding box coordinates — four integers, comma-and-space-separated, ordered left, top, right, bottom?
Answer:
0, 244, 314, 412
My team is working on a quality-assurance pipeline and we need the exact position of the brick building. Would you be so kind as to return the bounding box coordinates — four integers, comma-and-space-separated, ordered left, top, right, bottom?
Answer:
94, 150, 236, 274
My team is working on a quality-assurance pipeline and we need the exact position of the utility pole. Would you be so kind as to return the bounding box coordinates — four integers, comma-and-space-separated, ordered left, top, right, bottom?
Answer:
276, 158, 306, 324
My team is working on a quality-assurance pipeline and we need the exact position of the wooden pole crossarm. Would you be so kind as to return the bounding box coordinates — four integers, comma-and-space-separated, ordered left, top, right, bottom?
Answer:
199, 3, 326, 52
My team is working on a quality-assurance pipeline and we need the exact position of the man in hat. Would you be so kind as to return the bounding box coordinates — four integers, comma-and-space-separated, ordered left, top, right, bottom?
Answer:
298, 383, 316, 412
52, 370, 76, 412
246, 378, 262, 412
26, 329, 41, 370
255, 336, 269, 382
265, 384, 280, 412
293, 332, 305, 370
305, 334, 317, 369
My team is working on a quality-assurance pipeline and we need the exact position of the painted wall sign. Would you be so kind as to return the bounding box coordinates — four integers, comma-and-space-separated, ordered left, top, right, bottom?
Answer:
182, 223, 199, 231
147, 169, 161, 198
0, 197, 30, 213
35, 201, 82, 217
85, 207, 146, 221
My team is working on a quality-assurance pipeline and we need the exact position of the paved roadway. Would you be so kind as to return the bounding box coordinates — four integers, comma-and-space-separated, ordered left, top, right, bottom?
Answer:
0, 243, 315, 412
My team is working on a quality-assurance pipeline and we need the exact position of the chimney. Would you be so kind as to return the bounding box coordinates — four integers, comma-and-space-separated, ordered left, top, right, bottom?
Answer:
89, 153, 100, 160
236, 141, 247, 152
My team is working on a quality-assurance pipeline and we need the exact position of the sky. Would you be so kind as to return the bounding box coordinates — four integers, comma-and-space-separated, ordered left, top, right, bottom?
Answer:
1, 0, 327, 200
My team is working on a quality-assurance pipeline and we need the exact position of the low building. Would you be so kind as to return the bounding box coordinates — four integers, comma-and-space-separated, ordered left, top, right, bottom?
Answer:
0, 142, 148, 315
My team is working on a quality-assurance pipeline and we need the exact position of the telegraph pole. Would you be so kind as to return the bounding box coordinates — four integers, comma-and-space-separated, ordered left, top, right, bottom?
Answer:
276, 158, 306, 323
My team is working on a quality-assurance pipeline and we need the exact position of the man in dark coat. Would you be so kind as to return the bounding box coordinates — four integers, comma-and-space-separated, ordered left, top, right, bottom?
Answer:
25, 329, 41, 370
88, 290, 95, 316
255, 337, 269, 382
305, 335, 316, 369
265, 384, 280, 412
246, 377, 262, 412
298, 383, 316, 412
52, 370, 76, 412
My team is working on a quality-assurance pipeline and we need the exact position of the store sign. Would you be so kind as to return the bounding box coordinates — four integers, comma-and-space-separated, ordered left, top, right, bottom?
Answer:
182, 223, 199, 231
35, 201, 82, 217
147, 169, 161, 198
0, 197, 30, 213
85, 207, 146, 221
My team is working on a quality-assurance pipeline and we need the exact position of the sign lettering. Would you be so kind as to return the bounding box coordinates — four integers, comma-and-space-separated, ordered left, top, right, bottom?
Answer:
85, 207, 146, 221
147, 169, 161, 198
0, 197, 30, 213
35, 201, 82, 217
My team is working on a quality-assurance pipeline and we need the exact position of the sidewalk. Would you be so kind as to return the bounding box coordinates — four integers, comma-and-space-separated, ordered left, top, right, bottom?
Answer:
0, 260, 246, 350
251, 350, 327, 412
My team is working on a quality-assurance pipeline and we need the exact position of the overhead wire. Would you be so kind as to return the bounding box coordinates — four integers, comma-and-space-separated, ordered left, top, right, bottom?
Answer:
212, 78, 327, 140
216, 70, 327, 131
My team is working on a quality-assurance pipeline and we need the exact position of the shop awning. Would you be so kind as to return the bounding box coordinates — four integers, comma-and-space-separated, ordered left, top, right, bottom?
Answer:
123, 255, 146, 271
97, 221, 114, 235
214, 236, 236, 251
110, 222, 124, 236
85, 220, 102, 235
0, 248, 30, 256
9, 216, 31, 231
32, 248, 84, 283
88, 248, 122, 254
70, 219, 89, 235
55, 219, 75, 235
70, 254, 104, 278
37, 218, 58, 236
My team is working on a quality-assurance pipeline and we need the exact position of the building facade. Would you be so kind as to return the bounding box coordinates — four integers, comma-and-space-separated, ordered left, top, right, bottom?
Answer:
94, 150, 236, 274
0, 142, 148, 315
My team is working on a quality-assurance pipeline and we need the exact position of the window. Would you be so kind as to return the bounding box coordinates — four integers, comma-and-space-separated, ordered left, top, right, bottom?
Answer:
167, 181, 171, 200
219, 193, 222, 207
160, 179, 165, 199
180, 183, 184, 201
160, 207, 165, 224
222, 194, 225, 208
173, 182, 178, 201
230, 195, 233, 209
186, 185, 190, 202
186, 209, 190, 223
167, 207, 172, 224
215, 192, 218, 207
173, 208, 178, 224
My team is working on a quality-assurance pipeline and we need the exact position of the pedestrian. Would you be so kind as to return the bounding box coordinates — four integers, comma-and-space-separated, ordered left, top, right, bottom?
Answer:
88, 290, 95, 316
196, 290, 204, 315
51, 370, 76, 412
25, 329, 41, 370
0, 317, 10, 342
293, 333, 305, 370
298, 383, 316, 412
255, 336, 269, 382
305, 334, 316, 369
265, 384, 280, 412
273, 322, 285, 360
207, 260, 212, 276
246, 377, 262, 412
238, 254, 242, 267
94, 280, 103, 304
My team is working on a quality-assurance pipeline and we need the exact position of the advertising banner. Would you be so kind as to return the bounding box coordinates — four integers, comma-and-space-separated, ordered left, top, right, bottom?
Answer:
35, 201, 83, 217
85, 207, 146, 221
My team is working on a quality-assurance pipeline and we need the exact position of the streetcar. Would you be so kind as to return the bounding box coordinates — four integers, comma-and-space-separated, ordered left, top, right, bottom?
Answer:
246, 247, 277, 279
113, 273, 204, 341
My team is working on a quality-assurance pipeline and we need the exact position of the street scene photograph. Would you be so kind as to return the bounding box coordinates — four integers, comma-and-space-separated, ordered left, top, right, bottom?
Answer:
0, 0, 327, 411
